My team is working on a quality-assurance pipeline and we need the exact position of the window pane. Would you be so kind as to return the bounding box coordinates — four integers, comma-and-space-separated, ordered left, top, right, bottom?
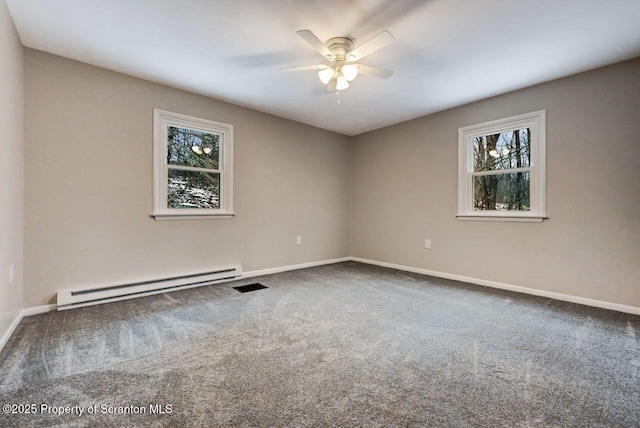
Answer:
168, 169, 220, 209
473, 128, 531, 172
167, 126, 219, 169
473, 171, 530, 211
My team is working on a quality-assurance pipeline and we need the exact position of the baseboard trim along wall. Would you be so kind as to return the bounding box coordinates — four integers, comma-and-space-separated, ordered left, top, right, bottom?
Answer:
0, 304, 56, 353
242, 257, 352, 278
350, 257, 640, 316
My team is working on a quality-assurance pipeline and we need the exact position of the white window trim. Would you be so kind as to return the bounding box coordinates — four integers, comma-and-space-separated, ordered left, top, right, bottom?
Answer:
457, 110, 546, 222
152, 109, 234, 220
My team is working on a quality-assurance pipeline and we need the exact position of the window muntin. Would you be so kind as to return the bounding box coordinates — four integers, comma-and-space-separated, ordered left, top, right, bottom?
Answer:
458, 111, 545, 221
153, 110, 233, 219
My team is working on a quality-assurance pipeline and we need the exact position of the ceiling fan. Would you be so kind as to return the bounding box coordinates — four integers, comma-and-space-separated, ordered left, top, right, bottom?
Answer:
282, 29, 395, 92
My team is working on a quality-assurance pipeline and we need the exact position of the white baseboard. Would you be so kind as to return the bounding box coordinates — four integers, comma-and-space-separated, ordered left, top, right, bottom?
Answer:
351, 257, 640, 316
243, 257, 352, 278
0, 304, 56, 354
0, 311, 23, 354
22, 304, 56, 316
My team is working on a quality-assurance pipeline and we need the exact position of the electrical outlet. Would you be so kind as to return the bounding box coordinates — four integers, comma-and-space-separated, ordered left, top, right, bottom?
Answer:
296, 236, 302, 245
9, 265, 14, 284
424, 239, 431, 249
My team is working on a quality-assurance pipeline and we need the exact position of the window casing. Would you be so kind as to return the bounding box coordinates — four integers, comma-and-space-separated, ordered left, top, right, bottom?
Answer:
457, 110, 546, 222
152, 109, 233, 220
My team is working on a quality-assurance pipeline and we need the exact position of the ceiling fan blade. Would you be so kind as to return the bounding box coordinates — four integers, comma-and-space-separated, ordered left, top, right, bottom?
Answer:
356, 64, 394, 79
326, 78, 337, 92
280, 64, 328, 72
347, 30, 395, 62
297, 30, 333, 59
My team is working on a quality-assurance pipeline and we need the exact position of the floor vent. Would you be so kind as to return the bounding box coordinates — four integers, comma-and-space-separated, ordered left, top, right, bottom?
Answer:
57, 265, 243, 310
233, 283, 268, 293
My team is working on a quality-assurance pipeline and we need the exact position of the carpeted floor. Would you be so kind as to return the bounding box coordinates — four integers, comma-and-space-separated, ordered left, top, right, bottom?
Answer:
0, 262, 638, 427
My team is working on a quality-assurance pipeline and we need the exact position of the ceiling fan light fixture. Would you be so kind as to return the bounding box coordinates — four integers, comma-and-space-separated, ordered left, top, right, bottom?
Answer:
336, 74, 350, 91
290, 29, 395, 93
318, 67, 334, 85
192, 145, 203, 155
341, 64, 358, 81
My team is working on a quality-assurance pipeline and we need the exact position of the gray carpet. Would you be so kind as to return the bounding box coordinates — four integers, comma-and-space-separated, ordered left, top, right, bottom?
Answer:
0, 262, 638, 427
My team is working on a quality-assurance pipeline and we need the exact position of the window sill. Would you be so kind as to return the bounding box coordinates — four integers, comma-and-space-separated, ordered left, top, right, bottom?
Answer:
152, 212, 235, 221
456, 215, 547, 223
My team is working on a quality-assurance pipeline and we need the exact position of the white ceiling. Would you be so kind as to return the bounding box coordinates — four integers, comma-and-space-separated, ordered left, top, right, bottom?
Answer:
6, 0, 640, 136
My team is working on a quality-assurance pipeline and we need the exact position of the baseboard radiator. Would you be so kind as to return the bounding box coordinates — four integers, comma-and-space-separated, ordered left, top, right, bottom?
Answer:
57, 265, 242, 311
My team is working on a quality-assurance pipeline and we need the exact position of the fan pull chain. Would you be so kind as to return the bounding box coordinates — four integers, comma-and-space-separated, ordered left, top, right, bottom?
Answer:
336, 91, 341, 104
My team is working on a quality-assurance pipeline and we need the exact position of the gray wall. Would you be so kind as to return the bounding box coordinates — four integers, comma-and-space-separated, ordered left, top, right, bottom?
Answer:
20, 47, 640, 310
24, 49, 351, 307
0, 0, 23, 335
350, 58, 640, 308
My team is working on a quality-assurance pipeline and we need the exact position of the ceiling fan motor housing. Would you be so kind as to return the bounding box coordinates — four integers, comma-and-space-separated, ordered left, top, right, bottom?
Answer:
326, 37, 354, 62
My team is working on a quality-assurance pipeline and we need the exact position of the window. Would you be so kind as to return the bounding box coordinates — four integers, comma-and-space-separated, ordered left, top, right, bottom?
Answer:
457, 110, 546, 222
152, 109, 233, 220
